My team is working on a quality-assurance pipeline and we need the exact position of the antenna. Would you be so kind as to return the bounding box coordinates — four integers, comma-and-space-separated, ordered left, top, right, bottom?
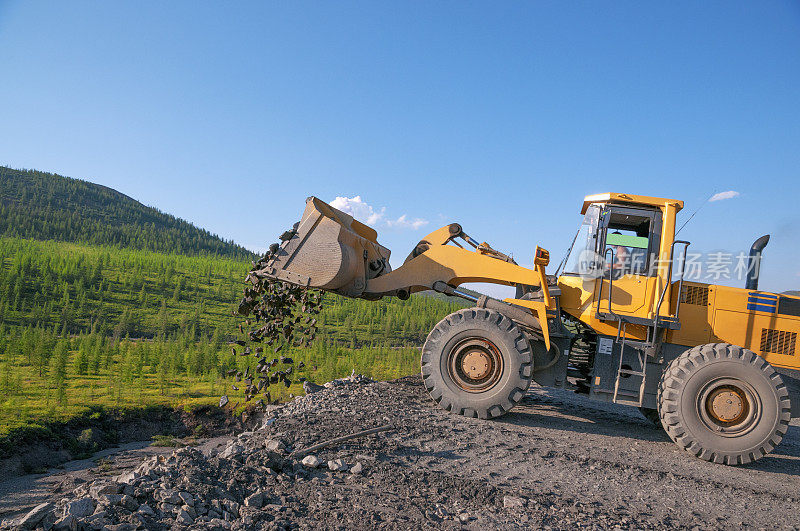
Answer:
675, 191, 716, 237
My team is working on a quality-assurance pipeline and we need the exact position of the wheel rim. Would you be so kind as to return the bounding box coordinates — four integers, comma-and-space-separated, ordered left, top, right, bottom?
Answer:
696, 377, 761, 437
447, 337, 504, 393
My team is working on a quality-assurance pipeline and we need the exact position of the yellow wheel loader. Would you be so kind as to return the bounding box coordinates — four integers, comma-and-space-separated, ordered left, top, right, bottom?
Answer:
256, 194, 799, 465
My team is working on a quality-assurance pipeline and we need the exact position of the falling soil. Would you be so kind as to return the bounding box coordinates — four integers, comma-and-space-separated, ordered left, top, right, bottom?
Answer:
224, 229, 323, 408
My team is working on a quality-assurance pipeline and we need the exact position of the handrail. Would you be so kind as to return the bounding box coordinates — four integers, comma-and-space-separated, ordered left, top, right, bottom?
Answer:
672, 240, 691, 321
596, 247, 617, 316
653, 240, 691, 329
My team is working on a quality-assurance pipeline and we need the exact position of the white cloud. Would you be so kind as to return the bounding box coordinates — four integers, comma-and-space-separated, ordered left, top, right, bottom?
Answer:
329, 195, 428, 230
710, 190, 740, 202
330, 195, 385, 225
386, 214, 429, 230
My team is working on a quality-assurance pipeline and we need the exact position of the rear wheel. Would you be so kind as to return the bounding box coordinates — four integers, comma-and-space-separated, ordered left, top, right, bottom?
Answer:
658, 343, 791, 465
421, 308, 533, 419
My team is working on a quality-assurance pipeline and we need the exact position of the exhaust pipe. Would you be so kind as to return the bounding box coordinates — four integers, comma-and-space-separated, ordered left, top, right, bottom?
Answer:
745, 234, 770, 291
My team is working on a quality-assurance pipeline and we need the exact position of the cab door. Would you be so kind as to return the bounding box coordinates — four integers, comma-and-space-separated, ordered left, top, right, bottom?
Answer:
594, 205, 662, 319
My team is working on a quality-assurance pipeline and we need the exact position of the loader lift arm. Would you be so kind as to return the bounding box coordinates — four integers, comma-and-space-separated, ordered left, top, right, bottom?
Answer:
364, 223, 550, 302
362, 223, 557, 349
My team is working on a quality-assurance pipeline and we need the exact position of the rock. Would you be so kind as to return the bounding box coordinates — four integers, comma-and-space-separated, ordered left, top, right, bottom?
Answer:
96, 494, 124, 507
84, 510, 108, 527
178, 491, 195, 506
503, 495, 526, 508
434, 505, 450, 518
177, 508, 195, 525
219, 443, 244, 459
265, 439, 286, 452
347, 370, 373, 384
160, 502, 178, 514
52, 515, 76, 530
219, 395, 229, 407
351, 462, 364, 474
39, 511, 56, 531
63, 497, 96, 518
244, 492, 264, 508
89, 482, 122, 498
303, 381, 325, 394
18, 502, 54, 529
120, 495, 139, 511
137, 504, 155, 516
222, 500, 240, 517
158, 489, 182, 505
327, 459, 348, 472
209, 518, 230, 529
301, 455, 321, 468
114, 470, 140, 484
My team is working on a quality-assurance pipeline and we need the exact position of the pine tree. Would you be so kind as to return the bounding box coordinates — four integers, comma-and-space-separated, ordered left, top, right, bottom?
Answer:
74, 346, 89, 376
50, 340, 68, 405
158, 300, 169, 338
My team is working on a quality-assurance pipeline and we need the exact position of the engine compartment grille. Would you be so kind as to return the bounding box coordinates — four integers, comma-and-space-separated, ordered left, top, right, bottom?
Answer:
681, 285, 709, 306
760, 328, 797, 356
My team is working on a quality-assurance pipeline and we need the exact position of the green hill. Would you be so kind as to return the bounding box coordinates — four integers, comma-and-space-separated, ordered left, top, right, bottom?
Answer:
0, 237, 464, 434
0, 167, 467, 436
0, 166, 251, 259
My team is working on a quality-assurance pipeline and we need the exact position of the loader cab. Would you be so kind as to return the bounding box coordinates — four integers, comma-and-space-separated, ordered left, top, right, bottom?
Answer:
558, 193, 684, 336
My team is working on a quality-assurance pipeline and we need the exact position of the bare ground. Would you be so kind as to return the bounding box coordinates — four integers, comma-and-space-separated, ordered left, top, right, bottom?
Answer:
3, 375, 800, 529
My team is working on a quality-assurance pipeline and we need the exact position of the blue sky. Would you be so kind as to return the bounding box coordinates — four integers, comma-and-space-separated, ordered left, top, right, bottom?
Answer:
1, 1, 799, 293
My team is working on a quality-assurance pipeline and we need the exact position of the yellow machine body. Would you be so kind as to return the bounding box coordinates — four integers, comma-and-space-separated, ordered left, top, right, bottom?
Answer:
258, 192, 800, 463
557, 193, 800, 373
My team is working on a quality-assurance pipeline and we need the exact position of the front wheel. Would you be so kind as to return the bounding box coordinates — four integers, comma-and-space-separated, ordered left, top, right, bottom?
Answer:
421, 308, 533, 419
658, 343, 791, 465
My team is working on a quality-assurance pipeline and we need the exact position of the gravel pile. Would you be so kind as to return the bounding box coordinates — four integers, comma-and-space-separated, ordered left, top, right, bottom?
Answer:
9, 374, 800, 529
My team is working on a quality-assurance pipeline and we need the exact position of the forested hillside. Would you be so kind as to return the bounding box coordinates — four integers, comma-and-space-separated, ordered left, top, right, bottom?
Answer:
0, 167, 471, 438
0, 167, 251, 258
0, 237, 465, 434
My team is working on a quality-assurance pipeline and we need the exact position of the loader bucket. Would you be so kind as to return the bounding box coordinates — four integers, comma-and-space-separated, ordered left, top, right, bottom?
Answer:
253, 196, 392, 298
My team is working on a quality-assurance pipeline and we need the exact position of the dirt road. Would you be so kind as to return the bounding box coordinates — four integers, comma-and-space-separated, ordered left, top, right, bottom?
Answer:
4, 375, 800, 529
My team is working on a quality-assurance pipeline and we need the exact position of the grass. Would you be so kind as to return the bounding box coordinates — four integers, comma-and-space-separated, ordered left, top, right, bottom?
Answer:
0, 237, 466, 439
0, 340, 423, 437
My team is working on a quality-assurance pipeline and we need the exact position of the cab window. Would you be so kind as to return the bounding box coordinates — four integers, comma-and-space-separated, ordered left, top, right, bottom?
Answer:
602, 207, 661, 279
